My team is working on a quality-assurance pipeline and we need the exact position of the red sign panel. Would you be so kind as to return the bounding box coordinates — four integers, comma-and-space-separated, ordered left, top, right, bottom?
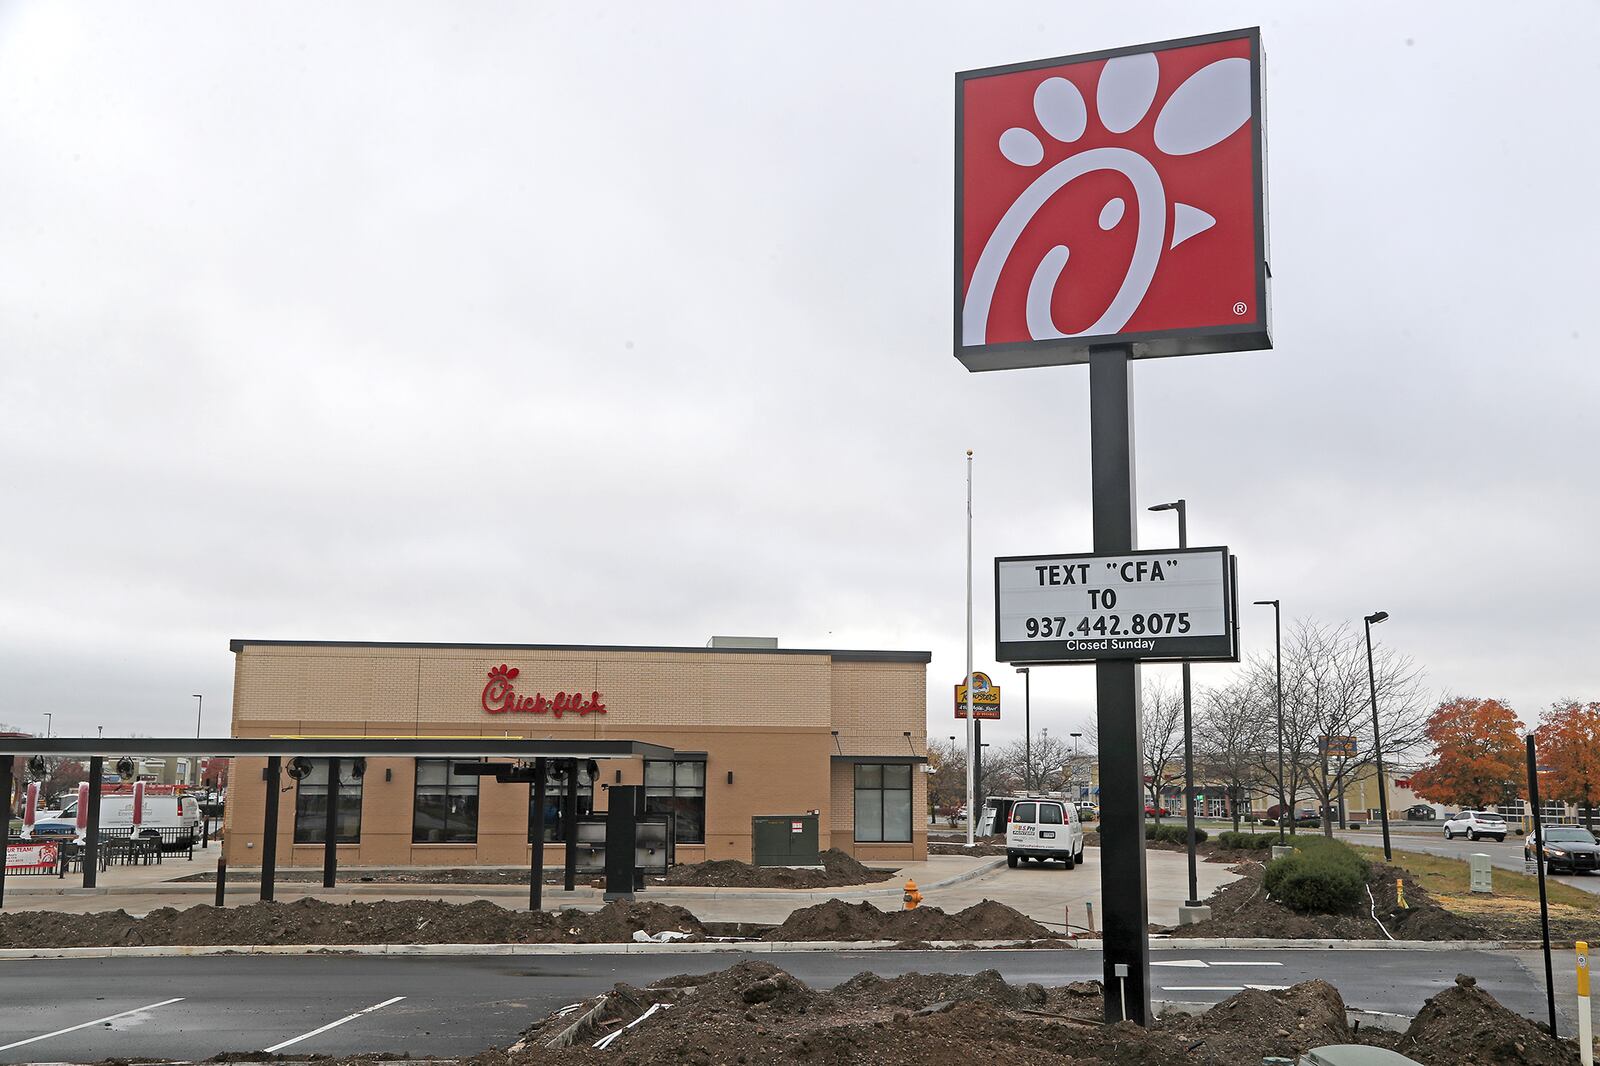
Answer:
956, 29, 1269, 370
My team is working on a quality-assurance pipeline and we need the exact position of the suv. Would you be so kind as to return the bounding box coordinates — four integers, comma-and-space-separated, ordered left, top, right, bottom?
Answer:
1442, 810, 1507, 842
1006, 798, 1085, 869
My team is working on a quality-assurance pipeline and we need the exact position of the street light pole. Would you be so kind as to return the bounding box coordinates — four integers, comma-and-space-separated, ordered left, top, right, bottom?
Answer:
1253, 599, 1286, 844
1364, 611, 1392, 861
192, 694, 204, 785
1150, 499, 1199, 908
1018, 667, 1031, 789
1071, 732, 1083, 799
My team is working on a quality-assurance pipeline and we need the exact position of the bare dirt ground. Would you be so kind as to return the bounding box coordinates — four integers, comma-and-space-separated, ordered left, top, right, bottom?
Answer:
1171, 857, 1600, 942
458, 963, 1581, 1066
652, 849, 895, 889
175, 867, 597, 886
1171, 860, 1487, 940
0, 897, 1055, 948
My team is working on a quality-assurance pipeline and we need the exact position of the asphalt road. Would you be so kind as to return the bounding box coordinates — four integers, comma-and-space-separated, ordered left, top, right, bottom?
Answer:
1339, 829, 1600, 895
0, 948, 1552, 1063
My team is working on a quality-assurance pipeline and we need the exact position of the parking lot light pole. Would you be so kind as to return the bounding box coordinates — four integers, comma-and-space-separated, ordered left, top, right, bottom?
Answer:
1253, 599, 1286, 844
1364, 611, 1392, 861
1071, 732, 1083, 799
1149, 500, 1199, 907
1018, 667, 1031, 788
192, 695, 204, 785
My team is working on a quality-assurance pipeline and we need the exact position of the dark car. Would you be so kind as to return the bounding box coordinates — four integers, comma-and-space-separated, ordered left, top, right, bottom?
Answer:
1526, 826, 1600, 874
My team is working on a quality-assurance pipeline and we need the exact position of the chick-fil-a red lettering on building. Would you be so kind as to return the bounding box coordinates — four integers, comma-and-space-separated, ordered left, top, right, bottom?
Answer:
481, 665, 606, 718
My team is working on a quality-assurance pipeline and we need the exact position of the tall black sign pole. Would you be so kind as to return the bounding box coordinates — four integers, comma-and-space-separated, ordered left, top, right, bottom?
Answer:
1089, 343, 1149, 1024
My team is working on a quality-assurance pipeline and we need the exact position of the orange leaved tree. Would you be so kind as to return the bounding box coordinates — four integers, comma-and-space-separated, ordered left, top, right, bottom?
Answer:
1409, 697, 1524, 809
1537, 700, 1600, 829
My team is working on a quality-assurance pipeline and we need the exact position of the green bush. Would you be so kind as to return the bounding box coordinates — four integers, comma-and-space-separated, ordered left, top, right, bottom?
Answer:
1264, 837, 1371, 914
1144, 824, 1209, 845
1217, 831, 1274, 851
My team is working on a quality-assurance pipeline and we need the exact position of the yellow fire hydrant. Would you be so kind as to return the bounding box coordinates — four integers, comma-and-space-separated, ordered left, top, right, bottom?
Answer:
1396, 877, 1409, 910
903, 879, 922, 910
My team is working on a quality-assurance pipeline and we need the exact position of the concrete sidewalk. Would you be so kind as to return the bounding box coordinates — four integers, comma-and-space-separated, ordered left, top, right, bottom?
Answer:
0, 848, 1237, 928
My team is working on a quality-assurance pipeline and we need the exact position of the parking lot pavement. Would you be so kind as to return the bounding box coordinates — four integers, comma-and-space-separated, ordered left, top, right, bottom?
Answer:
0, 946, 1556, 1062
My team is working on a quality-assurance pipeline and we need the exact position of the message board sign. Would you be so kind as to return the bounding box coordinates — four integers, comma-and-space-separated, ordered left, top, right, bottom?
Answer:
956, 28, 1269, 371
954, 670, 1002, 719
995, 547, 1234, 663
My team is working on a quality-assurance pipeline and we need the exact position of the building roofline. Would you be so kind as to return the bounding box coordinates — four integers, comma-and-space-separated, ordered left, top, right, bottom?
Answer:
228, 638, 931, 664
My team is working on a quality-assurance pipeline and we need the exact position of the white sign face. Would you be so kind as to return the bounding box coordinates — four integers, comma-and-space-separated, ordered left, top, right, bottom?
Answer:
995, 546, 1235, 663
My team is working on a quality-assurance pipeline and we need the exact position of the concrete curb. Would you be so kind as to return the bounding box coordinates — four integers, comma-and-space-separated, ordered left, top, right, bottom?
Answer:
0, 857, 1006, 903
0, 936, 1554, 961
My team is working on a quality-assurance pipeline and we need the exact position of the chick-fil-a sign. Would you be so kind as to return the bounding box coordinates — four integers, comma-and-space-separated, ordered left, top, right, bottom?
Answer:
481, 664, 606, 718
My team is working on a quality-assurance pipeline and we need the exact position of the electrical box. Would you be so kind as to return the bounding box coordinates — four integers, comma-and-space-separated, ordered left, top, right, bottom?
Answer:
1470, 852, 1493, 893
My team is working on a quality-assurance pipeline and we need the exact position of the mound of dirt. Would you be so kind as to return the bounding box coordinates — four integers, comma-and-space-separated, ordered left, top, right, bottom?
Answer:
762, 898, 1055, 942
926, 841, 1008, 857
1171, 859, 1487, 941
654, 849, 895, 888
1164, 979, 1352, 1061
499, 964, 1557, 1066
0, 897, 704, 949
1398, 974, 1581, 1065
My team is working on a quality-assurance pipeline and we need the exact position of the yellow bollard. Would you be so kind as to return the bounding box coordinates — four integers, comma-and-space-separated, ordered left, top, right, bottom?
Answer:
1396, 877, 1408, 910
1579, 941, 1593, 1066
902, 879, 922, 911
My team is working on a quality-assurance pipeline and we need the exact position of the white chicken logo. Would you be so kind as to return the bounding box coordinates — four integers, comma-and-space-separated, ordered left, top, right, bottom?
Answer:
963, 51, 1253, 345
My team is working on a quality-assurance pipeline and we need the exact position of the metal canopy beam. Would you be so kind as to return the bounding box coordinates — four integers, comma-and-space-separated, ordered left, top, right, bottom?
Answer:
0, 738, 677, 760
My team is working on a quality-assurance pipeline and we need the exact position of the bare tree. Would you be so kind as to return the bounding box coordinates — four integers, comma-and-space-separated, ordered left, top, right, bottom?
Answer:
1236, 619, 1428, 836
987, 730, 1074, 795
1195, 678, 1271, 831
1087, 678, 1185, 823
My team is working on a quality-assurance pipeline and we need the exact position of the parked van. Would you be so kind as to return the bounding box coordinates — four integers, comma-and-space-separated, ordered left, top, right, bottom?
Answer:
1005, 797, 1085, 869
42, 786, 201, 846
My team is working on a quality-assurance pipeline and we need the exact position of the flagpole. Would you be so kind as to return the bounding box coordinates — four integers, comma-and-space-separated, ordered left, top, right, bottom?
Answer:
965, 449, 976, 848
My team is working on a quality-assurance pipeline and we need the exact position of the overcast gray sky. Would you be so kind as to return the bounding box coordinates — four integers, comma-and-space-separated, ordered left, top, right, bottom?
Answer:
2, 2, 1595, 746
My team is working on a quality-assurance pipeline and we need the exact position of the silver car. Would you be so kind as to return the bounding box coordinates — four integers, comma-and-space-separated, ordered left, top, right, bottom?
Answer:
1442, 810, 1507, 842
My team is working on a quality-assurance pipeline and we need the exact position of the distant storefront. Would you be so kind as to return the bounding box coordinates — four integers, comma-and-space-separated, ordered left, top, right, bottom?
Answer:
222, 639, 930, 867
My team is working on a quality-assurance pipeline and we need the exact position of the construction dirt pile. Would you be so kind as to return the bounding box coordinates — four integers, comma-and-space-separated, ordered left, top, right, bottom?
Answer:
478, 961, 1584, 1066
0, 898, 705, 948
1394, 974, 1578, 1066
927, 840, 1008, 856
1170, 860, 1487, 941
762, 898, 1057, 942
653, 849, 895, 889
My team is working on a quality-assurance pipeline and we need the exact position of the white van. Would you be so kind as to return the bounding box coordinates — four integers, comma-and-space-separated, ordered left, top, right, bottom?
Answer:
46, 788, 201, 846
1006, 797, 1084, 869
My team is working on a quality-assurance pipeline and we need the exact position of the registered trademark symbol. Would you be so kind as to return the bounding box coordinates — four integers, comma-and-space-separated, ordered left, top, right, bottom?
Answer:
1232, 301, 1248, 315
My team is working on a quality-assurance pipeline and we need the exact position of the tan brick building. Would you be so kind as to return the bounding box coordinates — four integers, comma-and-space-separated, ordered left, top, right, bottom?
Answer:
223, 639, 930, 869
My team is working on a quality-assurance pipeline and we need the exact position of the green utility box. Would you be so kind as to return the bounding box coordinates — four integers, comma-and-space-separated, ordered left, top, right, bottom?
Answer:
751, 814, 820, 867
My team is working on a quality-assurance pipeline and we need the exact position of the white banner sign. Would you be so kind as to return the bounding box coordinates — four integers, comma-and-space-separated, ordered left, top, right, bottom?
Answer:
996, 546, 1235, 663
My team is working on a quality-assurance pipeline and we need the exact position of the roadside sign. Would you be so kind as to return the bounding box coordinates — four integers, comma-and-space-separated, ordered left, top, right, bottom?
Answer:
954, 670, 1002, 718
956, 28, 1270, 371
1319, 735, 1358, 758
5, 841, 59, 872
995, 546, 1235, 663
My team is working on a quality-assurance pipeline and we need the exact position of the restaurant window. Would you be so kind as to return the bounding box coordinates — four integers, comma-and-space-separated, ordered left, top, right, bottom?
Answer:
528, 762, 596, 843
412, 758, 478, 843
293, 759, 363, 844
644, 759, 705, 844
854, 763, 912, 843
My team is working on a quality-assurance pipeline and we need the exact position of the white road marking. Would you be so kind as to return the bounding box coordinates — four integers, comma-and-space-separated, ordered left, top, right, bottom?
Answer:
1209, 961, 1284, 967
262, 996, 405, 1053
0, 998, 186, 1053
1162, 985, 1245, 992
1151, 960, 1209, 968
